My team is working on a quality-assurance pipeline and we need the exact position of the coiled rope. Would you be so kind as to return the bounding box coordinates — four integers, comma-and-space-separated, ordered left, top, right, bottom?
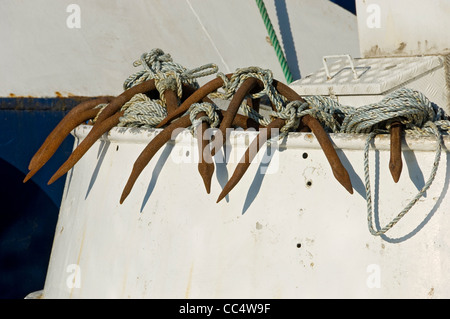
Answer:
302, 89, 450, 236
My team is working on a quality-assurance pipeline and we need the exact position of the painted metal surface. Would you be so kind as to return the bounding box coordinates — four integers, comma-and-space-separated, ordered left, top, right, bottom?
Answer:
0, 102, 76, 298
0, 0, 360, 298
290, 55, 450, 114
0, 102, 78, 207
41, 125, 450, 298
356, 0, 450, 58
0, 156, 59, 299
0, 0, 359, 97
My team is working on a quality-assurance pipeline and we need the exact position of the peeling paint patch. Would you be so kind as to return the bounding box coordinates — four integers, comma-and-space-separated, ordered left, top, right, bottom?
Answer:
0, 96, 110, 111
395, 42, 407, 53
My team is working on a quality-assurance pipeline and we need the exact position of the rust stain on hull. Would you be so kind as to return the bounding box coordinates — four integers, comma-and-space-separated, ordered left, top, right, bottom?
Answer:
185, 262, 194, 298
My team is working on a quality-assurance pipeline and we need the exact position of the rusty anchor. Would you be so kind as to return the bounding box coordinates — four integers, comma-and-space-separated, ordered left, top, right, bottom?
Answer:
24, 59, 354, 208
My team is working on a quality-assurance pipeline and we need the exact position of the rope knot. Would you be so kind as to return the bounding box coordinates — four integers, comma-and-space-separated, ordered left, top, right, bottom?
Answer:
270, 100, 309, 135
123, 49, 218, 91
154, 71, 181, 101
188, 102, 220, 133
214, 67, 273, 99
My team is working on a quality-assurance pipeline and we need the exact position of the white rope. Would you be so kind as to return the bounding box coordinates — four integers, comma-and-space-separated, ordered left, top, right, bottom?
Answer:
364, 123, 443, 236
301, 88, 450, 236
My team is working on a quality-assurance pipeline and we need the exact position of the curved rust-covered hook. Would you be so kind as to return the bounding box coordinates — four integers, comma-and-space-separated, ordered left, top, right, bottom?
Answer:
94, 79, 156, 124
27, 96, 113, 171
156, 74, 233, 128
389, 122, 403, 183
301, 115, 353, 194
211, 77, 259, 157
195, 113, 215, 194
24, 96, 114, 183
120, 107, 260, 203
273, 80, 353, 194
120, 115, 192, 204
46, 80, 160, 185
47, 110, 125, 185
217, 118, 285, 203
218, 110, 262, 131
163, 89, 179, 115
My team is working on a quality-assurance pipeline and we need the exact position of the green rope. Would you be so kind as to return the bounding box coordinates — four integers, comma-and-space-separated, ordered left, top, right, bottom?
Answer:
255, 0, 293, 84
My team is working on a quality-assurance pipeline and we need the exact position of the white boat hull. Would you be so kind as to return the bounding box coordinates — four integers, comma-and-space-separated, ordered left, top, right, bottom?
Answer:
41, 125, 450, 298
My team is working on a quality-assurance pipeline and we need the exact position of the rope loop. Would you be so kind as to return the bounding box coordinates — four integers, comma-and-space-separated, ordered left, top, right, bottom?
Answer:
181, 63, 218, 83
364, 122, 443, 236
